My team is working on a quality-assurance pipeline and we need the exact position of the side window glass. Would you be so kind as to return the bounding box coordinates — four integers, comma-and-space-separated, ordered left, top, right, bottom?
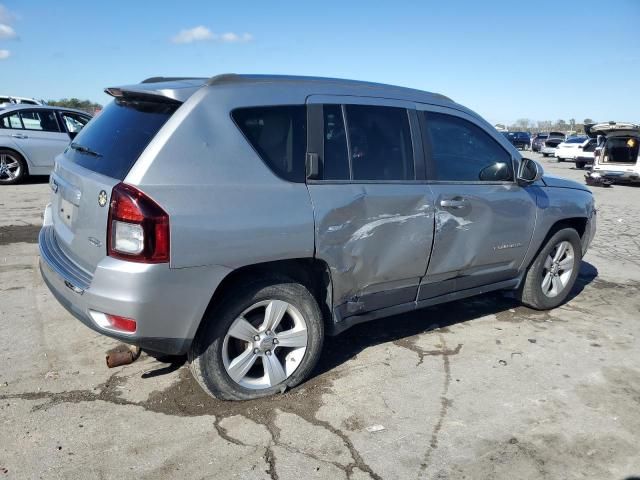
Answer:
19, 110, 61, 132
232, 106, 306, 183
322, 105, 349, 180
345, 105, 414, 181
62, 113, 90, 133
424, 112, 513, 182
1, 113, 23, 129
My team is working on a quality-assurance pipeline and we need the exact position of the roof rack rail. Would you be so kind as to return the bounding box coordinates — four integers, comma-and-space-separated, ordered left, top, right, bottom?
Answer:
206, 73, 240, 85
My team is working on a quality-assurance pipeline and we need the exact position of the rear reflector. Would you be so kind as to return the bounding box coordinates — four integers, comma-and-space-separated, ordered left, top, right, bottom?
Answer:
90, 310, 137, 333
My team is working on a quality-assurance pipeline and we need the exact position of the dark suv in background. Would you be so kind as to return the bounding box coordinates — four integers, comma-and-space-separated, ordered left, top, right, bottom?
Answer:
503, 131, 531, 150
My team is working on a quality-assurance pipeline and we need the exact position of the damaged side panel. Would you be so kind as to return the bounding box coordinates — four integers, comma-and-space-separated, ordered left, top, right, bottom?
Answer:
308, 183, 435, 319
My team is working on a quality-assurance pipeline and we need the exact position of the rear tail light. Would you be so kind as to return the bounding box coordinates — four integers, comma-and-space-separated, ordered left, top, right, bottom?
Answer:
107, 183, 169, 263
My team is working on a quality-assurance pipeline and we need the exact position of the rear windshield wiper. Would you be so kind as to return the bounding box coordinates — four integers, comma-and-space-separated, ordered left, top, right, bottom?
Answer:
70, 142, 102, 157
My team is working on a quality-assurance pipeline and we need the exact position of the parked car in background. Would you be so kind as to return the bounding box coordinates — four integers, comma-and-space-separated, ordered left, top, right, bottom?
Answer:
585, 122, 640, 185
0, 95, 44, 108
504, 131, 530, 150
0, 105, 92, 184
574, 138, 598, 169
531, 133, 549, 152
555, 136, 588, 161
39, 74, 596, 401
541, 132, 566, 157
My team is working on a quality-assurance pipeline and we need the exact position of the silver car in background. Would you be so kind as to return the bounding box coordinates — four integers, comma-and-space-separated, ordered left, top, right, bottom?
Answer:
39, 75, 596, 400
0, 105, 92, 184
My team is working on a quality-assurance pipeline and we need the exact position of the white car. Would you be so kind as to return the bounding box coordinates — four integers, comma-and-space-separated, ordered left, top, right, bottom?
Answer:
540, 132, 565, 157
555, 136, 589, 161
585, 122, 640, 185
574, 138, 598, 169
0, 95, 44, 108
0, 105, 92, 184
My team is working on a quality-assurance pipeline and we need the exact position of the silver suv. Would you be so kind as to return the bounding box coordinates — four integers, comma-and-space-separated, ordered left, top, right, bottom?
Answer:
39, 75, 596, 400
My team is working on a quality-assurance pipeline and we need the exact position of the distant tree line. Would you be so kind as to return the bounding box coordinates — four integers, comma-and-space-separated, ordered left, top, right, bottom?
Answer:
47, 98, 102, 114
498, 118, 596, 134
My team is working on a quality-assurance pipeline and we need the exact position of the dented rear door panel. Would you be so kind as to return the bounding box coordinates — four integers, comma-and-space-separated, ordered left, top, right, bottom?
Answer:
309, 183, 435, 316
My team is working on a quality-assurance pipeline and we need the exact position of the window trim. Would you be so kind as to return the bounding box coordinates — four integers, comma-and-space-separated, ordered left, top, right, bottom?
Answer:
0, 112, 24, 130
307, 102, 422, 185
17, 108, 62, 133
420, 108, 518, 185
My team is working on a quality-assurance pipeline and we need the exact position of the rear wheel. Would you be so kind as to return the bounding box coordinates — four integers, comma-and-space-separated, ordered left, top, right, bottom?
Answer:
576, 161, 586, 169
519, 228, 582, 310
0, 150, 27, 185
188, 278, 324, 400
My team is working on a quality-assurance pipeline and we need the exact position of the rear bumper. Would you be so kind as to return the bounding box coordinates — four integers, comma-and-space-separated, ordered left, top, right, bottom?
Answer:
39, 224, 231, 355
541, 146, 557, 154
588, 168, 640, 183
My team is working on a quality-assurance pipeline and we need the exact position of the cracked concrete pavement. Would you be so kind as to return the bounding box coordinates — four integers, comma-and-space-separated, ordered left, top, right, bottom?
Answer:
1, 155, 640, 479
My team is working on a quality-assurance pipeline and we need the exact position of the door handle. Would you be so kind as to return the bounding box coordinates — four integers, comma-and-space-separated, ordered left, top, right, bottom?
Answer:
440, 198, 466, 209
11, 133, 28, 139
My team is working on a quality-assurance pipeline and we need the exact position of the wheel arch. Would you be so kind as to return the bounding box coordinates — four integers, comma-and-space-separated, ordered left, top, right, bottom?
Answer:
194, 258, 333, 341
523, 216, 588, 273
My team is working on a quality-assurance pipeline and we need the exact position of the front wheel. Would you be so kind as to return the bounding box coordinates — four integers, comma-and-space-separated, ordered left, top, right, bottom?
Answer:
576, 161, 586, 169
519, 228, 582, 310
188, 279, 324, 400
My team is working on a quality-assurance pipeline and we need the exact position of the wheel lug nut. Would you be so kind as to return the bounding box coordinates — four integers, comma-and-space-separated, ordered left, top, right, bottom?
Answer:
266, 350, 272, 356
253, 348, 260, 354
266, 330, 272, 336
273, 338, 279, 345
253, 335, 260, 341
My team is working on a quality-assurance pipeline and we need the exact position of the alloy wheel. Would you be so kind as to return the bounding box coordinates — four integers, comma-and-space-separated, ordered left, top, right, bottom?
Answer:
541, 240, 574, 298
0, 153, 21, 182
222, 299, 308, 390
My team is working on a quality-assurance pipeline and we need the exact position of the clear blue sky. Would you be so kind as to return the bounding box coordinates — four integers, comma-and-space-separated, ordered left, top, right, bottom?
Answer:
1, 0, 638, 125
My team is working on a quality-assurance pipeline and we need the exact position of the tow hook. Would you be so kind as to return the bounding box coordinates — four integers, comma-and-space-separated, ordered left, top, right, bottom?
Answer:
106, 344, 141, 368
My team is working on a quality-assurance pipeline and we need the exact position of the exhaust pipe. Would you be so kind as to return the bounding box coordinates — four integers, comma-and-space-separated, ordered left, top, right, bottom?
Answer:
106, 344, 141, 368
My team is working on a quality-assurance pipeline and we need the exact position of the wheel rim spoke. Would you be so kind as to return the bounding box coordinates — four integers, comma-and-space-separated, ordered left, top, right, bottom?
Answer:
544, 255, 553, 270
553, 242, 568, 262
226, 347, 258, 383
550, 275, 562, 295
558, 255, 574, 271
263, 353, 287, 386
262, 300, 288, 332
541, 271, 553, 292
227, 316, 259, 342
276, 327, 307, 348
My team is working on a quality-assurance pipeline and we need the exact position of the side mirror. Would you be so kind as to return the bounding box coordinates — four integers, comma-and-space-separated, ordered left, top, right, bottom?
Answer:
517, 158, 543, 185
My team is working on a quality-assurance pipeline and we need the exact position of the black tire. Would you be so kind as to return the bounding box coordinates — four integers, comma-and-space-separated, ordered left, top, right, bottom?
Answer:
519, 228, 582, 310
542, 153, 548, 157
188, 278, 324, 400
557, 157, 564, 162
576, 161, 586, 169
0, 149, 28, 185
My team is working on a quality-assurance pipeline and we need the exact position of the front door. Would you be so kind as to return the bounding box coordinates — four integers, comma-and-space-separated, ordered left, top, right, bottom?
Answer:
305, 96, 435, 318
418, 108, 537, 300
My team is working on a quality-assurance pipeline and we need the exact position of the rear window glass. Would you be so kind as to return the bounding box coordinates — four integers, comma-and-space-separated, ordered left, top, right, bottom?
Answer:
566, 137, 586, 143
65, 98, 178, 180
232, 106, 306, 182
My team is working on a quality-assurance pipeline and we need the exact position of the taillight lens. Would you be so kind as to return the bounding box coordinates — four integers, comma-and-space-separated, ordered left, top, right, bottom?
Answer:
107, 183, 169, 263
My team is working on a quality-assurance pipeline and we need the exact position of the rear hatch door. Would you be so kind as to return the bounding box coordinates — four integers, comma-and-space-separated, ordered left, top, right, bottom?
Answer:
50, 95, 180, 273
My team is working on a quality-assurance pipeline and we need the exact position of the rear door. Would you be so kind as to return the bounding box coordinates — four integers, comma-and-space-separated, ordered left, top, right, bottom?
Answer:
305, 95, 435, 318
50, 97, 179, 273
13, 109, 69, 167
417, 107, 537, 299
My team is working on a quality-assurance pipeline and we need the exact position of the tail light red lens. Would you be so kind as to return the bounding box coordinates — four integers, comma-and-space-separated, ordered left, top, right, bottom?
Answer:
107, 183, 169, 263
